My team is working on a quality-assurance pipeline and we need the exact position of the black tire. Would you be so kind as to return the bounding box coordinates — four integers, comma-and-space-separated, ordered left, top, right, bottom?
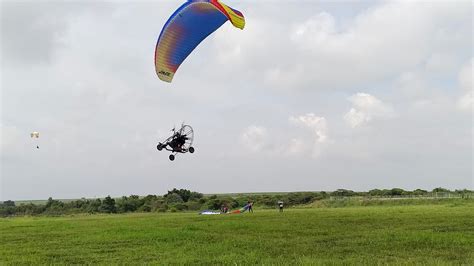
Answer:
169, 154, 175, 161
189, 147, 195, 153
157, 144, 163, 151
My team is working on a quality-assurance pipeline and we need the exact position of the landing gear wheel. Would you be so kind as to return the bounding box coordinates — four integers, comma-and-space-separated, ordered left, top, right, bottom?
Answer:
157, 144, 163, 151
169, 154, 175, 161
189, 147, 195, 153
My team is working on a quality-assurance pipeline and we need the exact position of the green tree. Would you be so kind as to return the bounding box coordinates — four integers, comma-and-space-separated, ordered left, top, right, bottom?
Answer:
189, 191, 203, 201
331, 189, 355, 197
139, 204, 152, 212
432, 187, 451, 193
369, 189, 383, 196
390, 188, 405, 196
142, 195, 158, 204
45, 197, 63, 208
165, 188, 201, 202
165, 193, 184, 204
87, 199, 102, 213
186, 201, 203, 211
413, 189, 428, 195
116, 195, 143, 213
100, 196, 116, 213
2, 200, 15, 207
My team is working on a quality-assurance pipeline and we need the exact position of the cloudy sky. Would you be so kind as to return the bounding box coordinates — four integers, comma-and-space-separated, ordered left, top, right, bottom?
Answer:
1, 0, 472, 200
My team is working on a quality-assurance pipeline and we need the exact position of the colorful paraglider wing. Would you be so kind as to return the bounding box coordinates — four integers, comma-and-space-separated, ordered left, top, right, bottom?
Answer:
211, 0, 245, 29
155, 0, 245, 83
230, 203, 250, 214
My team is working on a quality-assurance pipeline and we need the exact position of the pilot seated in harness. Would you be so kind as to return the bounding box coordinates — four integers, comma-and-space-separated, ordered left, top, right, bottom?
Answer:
169, 132, 188, 152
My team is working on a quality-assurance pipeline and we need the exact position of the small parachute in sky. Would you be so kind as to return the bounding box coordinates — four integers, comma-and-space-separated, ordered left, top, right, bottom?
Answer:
155, 0, 245, 83
31, 131, 40, 149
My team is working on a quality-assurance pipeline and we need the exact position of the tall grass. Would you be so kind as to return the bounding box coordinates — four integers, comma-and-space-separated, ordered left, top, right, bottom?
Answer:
1, 201, 473, 264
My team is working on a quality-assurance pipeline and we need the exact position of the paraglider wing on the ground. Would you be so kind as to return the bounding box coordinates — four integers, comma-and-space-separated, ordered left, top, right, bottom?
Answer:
230, 203, 250, 214
155, 0, 245, 82
198, 204, 250, 215
200, 210, 221, 215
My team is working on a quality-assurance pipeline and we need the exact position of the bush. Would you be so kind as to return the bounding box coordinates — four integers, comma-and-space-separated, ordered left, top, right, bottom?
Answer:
151, 200, 167, 212
165, 189, 202, 202
174, 203, 187, 211
116, 196, 142, 213
206, 197, 237, 210
0, 206, 15, 217
100, 196, 116, 213
87, 199, 102, 213
3, 187, 471, 217
165, 193, 184, 204
331, 189, 355, 197
286, 192, 318, 205
2, 200, 15, 207
139, 204, 152, 212
186, 201, 203, 211
433, 187, 451, 193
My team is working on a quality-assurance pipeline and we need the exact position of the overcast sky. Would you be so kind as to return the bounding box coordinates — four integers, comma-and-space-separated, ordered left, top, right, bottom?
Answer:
1, 0, 472, 200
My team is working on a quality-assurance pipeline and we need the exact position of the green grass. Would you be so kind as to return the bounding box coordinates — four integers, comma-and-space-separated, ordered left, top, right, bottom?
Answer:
1, 202, 473, 265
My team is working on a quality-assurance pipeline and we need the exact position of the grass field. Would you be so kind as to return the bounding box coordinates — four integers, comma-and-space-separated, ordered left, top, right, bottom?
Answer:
1, 201, 473, 264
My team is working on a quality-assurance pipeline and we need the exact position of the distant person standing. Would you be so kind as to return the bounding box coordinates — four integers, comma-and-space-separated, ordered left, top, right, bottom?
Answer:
247, 201, 253, 213
278, 201, 284, 212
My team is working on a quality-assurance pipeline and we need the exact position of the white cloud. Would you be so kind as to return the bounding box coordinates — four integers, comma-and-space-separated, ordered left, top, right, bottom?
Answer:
264, 65, 306, 89
240, 125, 268, 152
289, 113, 328, 143
213, 18, 267, 65
240, 115, 329, 157
344, 93, 395, 128
425, 53, 458, 74
289, 114, 329, 158
287, 138, 306, 155
266, 1, 471, 90
395, 71, 430, 99
290, 12, 337, 48
0, 124, 23, 155
457, 59, 473, 111
459, 59, 473, 91
458, 92, 473, 111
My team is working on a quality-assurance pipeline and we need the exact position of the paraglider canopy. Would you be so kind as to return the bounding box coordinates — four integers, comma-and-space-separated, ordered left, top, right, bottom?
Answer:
31, 132, 40, 149
155, 0, 245, 83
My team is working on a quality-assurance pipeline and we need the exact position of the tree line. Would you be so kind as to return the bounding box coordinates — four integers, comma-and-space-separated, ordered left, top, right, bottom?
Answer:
1, 187, 472, 217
